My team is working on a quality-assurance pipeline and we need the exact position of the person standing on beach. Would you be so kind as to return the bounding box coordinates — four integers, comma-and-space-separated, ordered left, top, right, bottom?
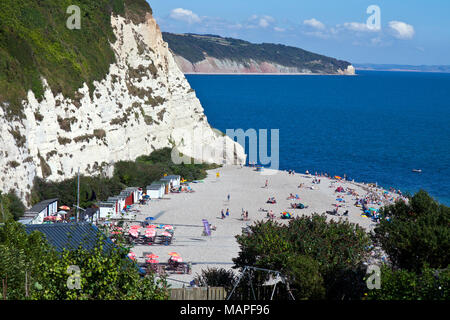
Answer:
227, 194, 230, 201
226, 208, 230, 217
264, 179, 268, 188
221, 209, 225, 219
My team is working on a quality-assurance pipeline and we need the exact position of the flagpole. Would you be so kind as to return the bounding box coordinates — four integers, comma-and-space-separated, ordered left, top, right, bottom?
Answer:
76, 167, 80, 222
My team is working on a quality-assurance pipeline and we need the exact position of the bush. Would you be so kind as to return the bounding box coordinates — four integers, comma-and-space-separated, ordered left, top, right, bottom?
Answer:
233, 214, 371, 300
373, 190, 450, 272
366, 265, 449, 300
193, 267, 237, 292
0, 191, 26, 222
30, 147, 222, 207
0, 220, 169, 300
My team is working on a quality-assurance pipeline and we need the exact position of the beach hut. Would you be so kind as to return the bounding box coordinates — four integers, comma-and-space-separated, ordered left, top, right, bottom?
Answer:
119, 190, 134, 208
146, 184, 164, 199
161, 175, 181, 188
99, 202, 116, 219
157, 180, 170, 194
124, 187, 141, 204
107, 195, 127, 214
20, 198, 58, 225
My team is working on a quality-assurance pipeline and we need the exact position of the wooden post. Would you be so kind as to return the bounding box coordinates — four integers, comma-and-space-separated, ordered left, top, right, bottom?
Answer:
2, 277, 7, 300
25, 271, 29, 298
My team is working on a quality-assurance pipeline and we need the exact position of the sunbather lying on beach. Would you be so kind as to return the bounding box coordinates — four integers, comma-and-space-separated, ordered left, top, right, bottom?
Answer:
291, 203, 308, 209
326, 209, 339, 215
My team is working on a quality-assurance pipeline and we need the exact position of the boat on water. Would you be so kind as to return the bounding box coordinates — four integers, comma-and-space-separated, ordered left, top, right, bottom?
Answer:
412, 169, 422, 173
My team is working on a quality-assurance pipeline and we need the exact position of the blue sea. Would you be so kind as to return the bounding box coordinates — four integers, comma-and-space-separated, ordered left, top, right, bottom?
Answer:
186, 71, 450, 205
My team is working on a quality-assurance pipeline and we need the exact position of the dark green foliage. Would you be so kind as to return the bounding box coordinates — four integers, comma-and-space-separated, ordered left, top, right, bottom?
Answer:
193, 267, 237, 292
132, 147, 221, 182
0, 191, 26, 222
233, 214, 371, 300
0, 220, 169, 300
31, 175, 125, 209
30, 148, 221, 207
5, 191, 25, 221
284, 254, 326, 300
0, 0, 152, 120
0, 221, 56, 299
373, 190, 450, 272
366, 265, 449, 300
162, 33, 351, 73
367, 191, 450, 300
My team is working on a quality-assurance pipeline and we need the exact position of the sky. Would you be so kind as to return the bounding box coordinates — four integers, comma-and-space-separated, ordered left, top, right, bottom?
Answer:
147, 0, 450, 65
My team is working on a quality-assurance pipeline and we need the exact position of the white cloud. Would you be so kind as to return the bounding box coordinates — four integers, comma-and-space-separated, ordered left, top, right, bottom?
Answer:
303, 18, 325, 30
389, 21, 415, 39
342, 22, 378, 32
258, 15, 275, 28
247, 15, 275, 29
274, 27, 285, 32
170, 8, 201, 24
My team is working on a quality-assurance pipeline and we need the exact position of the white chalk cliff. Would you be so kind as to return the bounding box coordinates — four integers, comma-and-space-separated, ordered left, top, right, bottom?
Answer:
0, 13, 246, 205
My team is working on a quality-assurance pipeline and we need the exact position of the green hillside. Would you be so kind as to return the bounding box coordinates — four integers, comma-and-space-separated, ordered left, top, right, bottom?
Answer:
0, 0, 151, 120
162, 32, 351, 73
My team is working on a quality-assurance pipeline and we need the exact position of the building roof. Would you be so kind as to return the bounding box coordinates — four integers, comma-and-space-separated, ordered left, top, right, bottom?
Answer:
79, 208, 99, 221
25, 198, 58, 215
99, 202, 115, 207
165, 175, 181, 179
25, 223, 114, 252
147, 184, 164, 190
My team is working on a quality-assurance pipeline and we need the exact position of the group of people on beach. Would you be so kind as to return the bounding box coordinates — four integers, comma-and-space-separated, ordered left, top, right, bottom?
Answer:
221, 208, 230, 219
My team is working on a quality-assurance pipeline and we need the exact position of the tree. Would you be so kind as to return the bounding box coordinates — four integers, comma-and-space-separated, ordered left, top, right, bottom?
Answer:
366, 265, 449, 300
193, 267, 237, 292
0, 221, 55, 299
284, 254, 325, 300
373, 190, 450, 272
0, 221, 169, 300
233, 214, 371, 300
5, 191, 25, 220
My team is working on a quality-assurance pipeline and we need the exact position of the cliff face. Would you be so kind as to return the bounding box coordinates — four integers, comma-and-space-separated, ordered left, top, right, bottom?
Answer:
174, 55, 356, 75
0, 12, 246, 205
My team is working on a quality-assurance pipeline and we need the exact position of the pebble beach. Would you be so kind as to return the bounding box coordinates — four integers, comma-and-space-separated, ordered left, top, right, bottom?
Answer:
130, 165, 403, 287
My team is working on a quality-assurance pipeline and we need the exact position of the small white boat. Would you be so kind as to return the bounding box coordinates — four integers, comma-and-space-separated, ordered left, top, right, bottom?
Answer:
412, 169, 422, 173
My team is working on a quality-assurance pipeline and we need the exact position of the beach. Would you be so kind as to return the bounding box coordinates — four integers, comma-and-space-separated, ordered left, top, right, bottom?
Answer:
130, 165, 402, 287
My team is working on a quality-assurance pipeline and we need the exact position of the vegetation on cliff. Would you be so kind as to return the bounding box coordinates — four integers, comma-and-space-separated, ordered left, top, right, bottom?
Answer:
0, 0, 152, 120
30, 148, 220, 209
162, 32, 351, 74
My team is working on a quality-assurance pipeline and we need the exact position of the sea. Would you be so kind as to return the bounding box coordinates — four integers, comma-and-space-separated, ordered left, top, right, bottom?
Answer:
186, 71, 450, 205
